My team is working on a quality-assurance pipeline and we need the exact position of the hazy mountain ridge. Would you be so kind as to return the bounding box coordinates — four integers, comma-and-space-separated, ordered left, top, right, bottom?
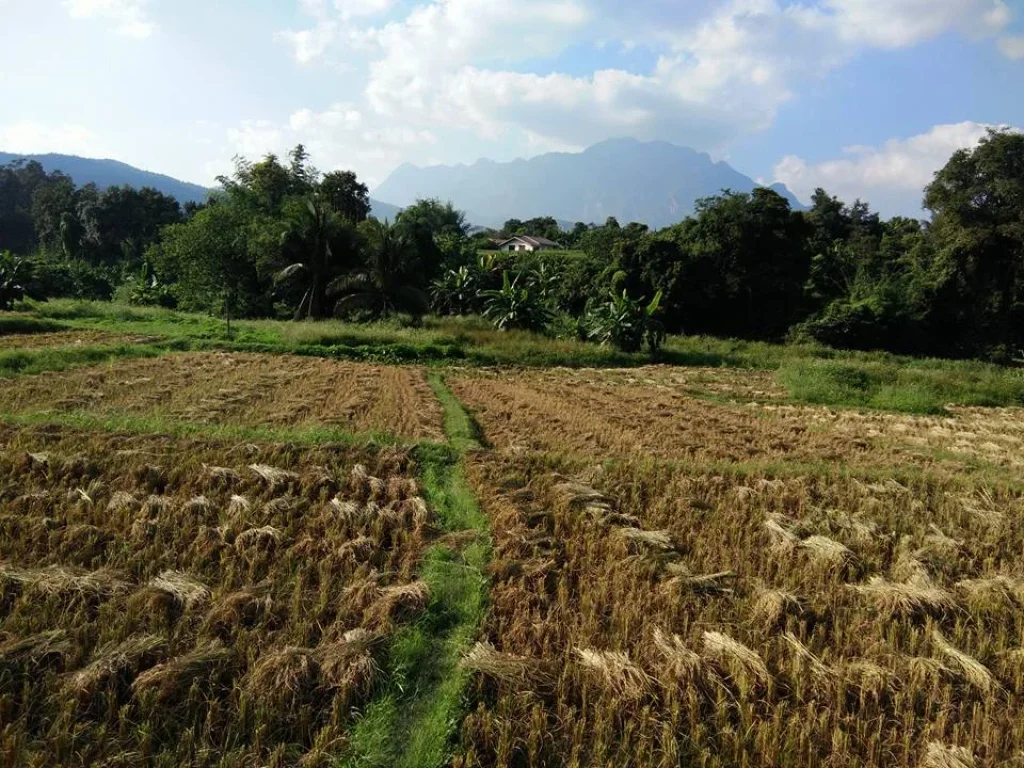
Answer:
374, 138, 804, 230
0, 152, 212, 205
4, 141, 803, 230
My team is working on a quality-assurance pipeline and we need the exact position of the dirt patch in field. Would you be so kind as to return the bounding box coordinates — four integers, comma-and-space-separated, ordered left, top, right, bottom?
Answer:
0, 352, 445, 441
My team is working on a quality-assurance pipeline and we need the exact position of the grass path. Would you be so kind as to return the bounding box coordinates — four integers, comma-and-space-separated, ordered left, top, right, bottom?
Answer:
340, 374, 490, 767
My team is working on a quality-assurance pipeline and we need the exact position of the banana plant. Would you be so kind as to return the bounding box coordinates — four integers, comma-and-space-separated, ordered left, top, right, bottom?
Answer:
588, 288, 665, 353
482, 271, 553, 332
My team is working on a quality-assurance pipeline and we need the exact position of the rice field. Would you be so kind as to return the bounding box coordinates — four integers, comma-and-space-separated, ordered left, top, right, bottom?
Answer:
0, 352, 445, 441
0, 424, 439, 767
449, 367, 1024, 473
0, 330, 155, 350
2, 348, 1024, 767
457, 451, 1024, 767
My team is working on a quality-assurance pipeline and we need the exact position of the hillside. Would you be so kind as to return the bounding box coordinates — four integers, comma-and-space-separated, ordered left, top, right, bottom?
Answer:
0, 152, 211, 204
373, 138, 804, 230
0, 151, 406, 218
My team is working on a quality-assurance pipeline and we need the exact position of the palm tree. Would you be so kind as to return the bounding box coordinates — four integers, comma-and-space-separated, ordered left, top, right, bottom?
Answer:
275, 196, 355, 320
332, 219, 430, 318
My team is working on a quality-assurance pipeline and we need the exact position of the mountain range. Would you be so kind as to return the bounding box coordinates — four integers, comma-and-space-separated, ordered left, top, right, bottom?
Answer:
373, 138, 804, 229
2, 139, 803, 230
0, 152, 211, 205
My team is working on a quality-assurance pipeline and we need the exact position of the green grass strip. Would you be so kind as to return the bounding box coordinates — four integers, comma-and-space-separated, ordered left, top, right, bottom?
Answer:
341, 382, 490, 768
426, 371, 486, 452
0, 409, 410, 448
0, 342, 182, 378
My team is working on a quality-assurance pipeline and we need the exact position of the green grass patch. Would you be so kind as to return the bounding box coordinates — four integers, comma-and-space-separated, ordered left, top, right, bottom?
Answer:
0, 409, 409, 448
426, 372, 487, 452
778, 359, 1024, 414
0, 313, 65, 335
0, 342, 179, 378
342, 380, 490, 768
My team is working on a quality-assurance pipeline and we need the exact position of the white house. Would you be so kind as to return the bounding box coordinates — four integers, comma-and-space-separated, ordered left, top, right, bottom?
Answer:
495, 235, 563, 253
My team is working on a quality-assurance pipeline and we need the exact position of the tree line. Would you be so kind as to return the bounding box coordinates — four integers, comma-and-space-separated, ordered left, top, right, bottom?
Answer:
1, 131, 1022, 361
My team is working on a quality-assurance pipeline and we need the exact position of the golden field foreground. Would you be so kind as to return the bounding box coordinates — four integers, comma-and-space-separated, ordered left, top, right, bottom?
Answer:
2, 350, 1024, 767
0, 424, 436, 767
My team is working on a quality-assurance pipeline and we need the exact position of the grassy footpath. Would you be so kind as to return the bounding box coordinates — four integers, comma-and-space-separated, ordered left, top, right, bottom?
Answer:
341, 375, 490, 767
8, 298, 1024, 415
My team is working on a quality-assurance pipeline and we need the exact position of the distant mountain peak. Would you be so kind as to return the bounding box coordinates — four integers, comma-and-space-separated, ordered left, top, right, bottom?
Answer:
373, 139, 803, 229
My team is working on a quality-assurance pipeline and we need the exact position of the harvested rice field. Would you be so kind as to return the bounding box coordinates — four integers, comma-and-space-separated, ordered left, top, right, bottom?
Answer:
3, 352, 1024, 768
0, 352, 445, 441
0, 424, 436, 767
449, 367, 1024, 473
457, 452, 1024, 768
0, 329, 154, 350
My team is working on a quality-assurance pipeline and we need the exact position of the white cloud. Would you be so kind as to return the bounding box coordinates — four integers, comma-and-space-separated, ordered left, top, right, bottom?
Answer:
62, 0, 155, 38
998, 34, 1024, 59
822, 0, 1011, 48
338, 0, 1016, 155
0, 120, 113, 157
263, 0, 1022, 187
772, 121, 1017, 216
226, 104, 436, 187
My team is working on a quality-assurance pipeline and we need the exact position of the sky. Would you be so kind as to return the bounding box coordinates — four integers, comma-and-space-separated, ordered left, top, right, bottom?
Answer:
0, 0, 1022, 217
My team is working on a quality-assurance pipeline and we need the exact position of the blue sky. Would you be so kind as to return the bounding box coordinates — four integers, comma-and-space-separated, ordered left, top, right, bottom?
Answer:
1, 0, 1022, 216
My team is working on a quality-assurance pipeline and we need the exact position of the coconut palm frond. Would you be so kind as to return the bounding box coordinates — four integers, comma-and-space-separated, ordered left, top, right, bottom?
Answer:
328, 272, 375, 297
275, 263, 308, 285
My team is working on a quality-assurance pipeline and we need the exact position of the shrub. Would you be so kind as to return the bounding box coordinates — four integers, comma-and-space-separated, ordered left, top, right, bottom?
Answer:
587, 289, 666, 353
482, 271, 552, 332
0, 251, 41, 310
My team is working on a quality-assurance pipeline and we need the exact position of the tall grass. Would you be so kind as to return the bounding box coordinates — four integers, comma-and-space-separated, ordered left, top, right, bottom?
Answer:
0, 342, 175, 378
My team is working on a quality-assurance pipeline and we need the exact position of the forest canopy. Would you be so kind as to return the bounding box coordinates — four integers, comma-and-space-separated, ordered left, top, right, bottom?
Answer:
2, 130, 1023, 362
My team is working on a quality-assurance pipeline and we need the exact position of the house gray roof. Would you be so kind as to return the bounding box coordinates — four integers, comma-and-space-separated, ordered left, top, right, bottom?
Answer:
497, 235, 562, 249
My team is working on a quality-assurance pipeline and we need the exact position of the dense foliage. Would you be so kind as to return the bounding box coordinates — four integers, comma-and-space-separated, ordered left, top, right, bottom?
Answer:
2, 131, 1024, 360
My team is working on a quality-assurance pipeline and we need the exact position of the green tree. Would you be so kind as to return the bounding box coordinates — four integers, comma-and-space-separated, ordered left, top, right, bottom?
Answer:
395, 198, 468, 280
320, 170, 370, 222
587, 288, 665, 353
333, 219, 429, 319
482, 270, 552, 331
275, 196, 359, 320
923, 128, 1024, 359
153, 202, 267, 319
0, 251, 40, 310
